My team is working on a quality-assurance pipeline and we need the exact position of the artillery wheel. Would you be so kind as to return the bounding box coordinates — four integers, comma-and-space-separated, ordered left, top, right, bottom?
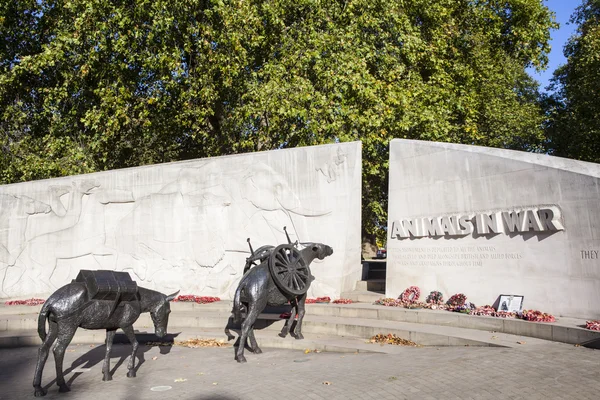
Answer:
269, 244, 310, 296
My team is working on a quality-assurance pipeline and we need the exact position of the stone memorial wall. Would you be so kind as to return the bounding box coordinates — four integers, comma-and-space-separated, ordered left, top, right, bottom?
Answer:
0, 142, 362, 300
387, 139, 600, 319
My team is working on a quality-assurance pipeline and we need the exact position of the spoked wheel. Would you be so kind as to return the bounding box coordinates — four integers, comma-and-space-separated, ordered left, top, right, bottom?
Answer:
268, 244, 310, 296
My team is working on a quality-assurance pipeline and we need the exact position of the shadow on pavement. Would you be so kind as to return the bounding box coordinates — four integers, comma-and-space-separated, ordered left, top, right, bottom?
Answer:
0, 347, 36, 391
42, 331, 179, 391
580, 335, 600, 349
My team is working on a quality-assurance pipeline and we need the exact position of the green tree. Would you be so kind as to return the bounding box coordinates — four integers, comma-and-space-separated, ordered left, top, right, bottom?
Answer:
544, 0, 600, 163
1, 0, 556, 240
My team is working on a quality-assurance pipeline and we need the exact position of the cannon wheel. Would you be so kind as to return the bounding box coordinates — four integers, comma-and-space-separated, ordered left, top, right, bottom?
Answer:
269, 244, 310, 296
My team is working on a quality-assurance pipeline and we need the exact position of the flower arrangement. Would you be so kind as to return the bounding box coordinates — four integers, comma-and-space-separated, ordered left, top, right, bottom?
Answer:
496, 311, 517, 319
450, 305, 470, 314
305, 296, 331, 304
585, 320, 600, 331
332, 298, 353, 304
468, 305, 516, 318
446, 293, 467, 307
422, 302, 448, 310
4, 298, 45, 306
521, 310, 556, 322
399, 286, 421, 303
373, 297, 425, 309
425, 290, 444, 304
374, 292, 559, 325
403, 302, 425, 309
469, 305, 496, 316
373, 298, 404, 307
172, 295, 220, 304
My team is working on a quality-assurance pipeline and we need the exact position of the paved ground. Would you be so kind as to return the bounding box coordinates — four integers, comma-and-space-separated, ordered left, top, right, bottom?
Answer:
1, 339, 599, 400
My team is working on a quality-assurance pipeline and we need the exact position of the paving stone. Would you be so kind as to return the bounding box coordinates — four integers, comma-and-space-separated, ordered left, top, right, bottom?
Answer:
2, 341, 599, 399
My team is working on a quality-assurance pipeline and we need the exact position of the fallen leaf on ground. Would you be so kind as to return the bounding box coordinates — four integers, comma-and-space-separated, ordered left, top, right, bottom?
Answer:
517, 341, 526, 345
212, 382, 218, 385
304, 349, 311, 354
174, 378, 187, 383
369, 334, 420, 347
67, 349, 75, 352
175, 339, 228, 348
322, 381, 332, 385
152, 356, 158, 360
491, 336, 498, 340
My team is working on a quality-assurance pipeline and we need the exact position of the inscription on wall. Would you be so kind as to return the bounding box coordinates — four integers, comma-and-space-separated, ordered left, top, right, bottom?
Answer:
581, 250, 599, 259
396, 246, 523, 268
391, 205, 564, 239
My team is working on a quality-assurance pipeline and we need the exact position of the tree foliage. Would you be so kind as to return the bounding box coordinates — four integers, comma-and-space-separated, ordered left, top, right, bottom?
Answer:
544, 0, 600, 163
1, 0, 556, 239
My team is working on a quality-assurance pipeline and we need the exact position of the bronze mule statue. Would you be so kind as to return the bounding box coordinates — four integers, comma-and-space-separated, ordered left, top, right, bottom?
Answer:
229, 230, 333, 363
33, 270, 178, 397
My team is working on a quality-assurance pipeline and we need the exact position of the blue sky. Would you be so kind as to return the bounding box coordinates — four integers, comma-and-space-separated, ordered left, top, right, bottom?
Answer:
528, 0, 581, 92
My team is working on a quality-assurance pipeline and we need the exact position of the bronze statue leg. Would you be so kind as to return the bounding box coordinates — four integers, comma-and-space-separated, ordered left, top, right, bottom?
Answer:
279, 298, 297, 338
121, 325, 138, 378
292, 294, 307, 340
33, 320, 58, 397
54, 324, 77, 392
102, 329, 117, 381
236, 298, 266, 363
224, 326, 236, 341
248, 328, 262, 354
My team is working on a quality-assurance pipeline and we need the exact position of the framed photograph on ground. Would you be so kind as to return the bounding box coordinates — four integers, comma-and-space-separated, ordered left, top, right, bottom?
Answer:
497, 295, 524, 313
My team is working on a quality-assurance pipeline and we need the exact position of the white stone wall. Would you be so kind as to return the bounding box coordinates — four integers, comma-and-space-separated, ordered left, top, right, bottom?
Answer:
387, 139, 600, 319
0, 142, 362, 300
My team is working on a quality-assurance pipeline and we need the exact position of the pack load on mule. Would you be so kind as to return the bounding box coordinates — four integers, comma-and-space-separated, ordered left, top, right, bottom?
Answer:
74, 270, 138, 315
75, 270, 138, 301
33, 269, 178, 397
227, 227, 333, 363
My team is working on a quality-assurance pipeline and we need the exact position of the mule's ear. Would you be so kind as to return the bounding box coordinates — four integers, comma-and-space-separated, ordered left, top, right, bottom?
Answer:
166, 290, 180, 302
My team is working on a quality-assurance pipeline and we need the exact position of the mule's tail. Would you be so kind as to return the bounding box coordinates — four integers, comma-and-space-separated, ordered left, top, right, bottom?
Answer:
37, 302, 50, 341
232, 283, 243, 324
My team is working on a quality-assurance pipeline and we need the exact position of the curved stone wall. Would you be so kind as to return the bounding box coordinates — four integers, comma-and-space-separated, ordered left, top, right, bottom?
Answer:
0, 142, 362, 300
387, 139, 600, 319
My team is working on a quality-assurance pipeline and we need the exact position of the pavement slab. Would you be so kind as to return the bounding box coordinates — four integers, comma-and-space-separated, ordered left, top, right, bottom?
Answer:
1, 339, 599, 400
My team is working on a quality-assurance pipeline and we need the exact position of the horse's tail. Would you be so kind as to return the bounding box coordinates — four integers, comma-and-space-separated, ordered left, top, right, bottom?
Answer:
232, 281, 243, 324
37, 301, 51, 341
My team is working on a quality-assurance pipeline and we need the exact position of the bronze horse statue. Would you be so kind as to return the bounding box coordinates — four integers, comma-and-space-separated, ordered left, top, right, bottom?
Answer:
33, 273, 178, 397
228, 234, 333, 363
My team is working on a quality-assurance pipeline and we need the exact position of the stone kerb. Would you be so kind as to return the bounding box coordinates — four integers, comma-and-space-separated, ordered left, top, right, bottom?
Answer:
386, 139, 600, 319
0, 142, 362, 301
